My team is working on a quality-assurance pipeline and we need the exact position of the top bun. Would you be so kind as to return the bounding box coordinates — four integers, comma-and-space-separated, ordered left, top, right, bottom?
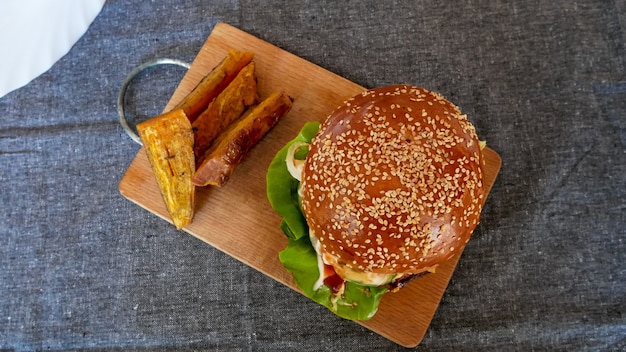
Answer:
300, 85, 485, 278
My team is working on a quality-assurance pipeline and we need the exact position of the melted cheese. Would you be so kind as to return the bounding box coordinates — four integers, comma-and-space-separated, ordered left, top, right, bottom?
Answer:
330, 260, 395, 286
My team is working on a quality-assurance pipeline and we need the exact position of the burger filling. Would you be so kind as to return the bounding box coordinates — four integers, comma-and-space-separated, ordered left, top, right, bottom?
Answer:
309, 230, 396, 289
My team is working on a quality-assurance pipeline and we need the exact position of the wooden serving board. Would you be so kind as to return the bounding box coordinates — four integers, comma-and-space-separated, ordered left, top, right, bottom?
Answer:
119, 22, 502, 347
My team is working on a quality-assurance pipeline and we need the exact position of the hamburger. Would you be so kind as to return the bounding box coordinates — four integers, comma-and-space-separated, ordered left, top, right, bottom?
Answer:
267, 84, 485, 320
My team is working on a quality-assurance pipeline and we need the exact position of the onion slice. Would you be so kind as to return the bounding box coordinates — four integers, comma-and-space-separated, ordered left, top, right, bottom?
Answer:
285, 141, 308, 181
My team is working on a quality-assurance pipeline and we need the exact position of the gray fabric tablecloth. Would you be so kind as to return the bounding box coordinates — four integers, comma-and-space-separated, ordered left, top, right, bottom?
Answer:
1, 0, 624, 350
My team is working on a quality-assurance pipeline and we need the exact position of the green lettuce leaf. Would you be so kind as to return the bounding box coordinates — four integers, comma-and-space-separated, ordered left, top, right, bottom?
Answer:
266, 121, 388, 320
266, 121, 319, 240
279, 235, 387, 320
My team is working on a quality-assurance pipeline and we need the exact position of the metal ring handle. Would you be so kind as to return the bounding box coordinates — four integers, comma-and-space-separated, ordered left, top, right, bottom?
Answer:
117, 58, 191, 145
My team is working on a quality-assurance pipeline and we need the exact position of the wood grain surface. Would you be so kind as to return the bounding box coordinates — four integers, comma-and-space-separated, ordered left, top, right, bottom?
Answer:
119, 22, 502, 347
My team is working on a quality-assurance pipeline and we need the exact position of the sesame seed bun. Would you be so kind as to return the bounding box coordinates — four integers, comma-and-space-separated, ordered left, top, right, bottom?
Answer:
300, 85, 485, 279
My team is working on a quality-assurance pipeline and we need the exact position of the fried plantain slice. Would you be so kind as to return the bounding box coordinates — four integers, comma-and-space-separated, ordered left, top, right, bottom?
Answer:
192, 61, 259, 163
172, 50, 254, 123
193, 91, 293, 187
137, 109, 195, 229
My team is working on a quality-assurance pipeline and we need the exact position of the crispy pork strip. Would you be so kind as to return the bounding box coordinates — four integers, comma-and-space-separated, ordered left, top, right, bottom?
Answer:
192, 61, 259, 162
193, 91, 293, 187
172, 50, 254, 123
137, 109, 196, 229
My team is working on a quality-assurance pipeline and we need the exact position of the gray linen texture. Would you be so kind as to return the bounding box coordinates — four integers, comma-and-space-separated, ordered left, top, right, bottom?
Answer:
1, 0, 624, 351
